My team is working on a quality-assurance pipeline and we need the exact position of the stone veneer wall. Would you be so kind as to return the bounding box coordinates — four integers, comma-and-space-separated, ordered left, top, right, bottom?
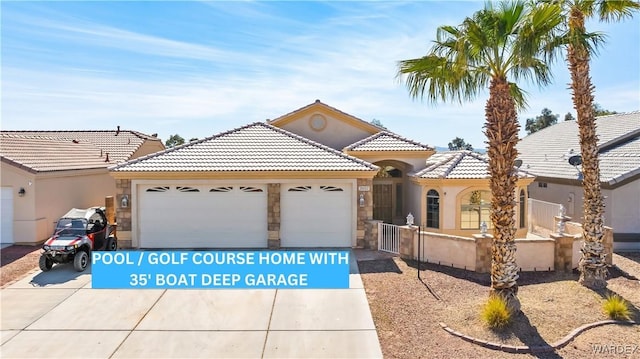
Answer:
473, 234, 492, 273
115, 179, 132, 248
364, 220, 382, 249
357, 178, 374, 248
552, 233, 574, 272
267, 184, 281, 249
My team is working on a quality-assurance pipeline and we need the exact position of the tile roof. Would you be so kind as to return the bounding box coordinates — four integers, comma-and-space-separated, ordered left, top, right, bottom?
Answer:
0, 134, 112, 172
110, 122, 379, 172
2, 130, 161, 163
412, 150, 533, 179
517, 111, 640, 185
344, 131, 434, 152
268, 99, 384, 132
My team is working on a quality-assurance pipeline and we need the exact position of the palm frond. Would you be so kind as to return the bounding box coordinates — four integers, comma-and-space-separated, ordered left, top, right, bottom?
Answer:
598, 0, 640, 22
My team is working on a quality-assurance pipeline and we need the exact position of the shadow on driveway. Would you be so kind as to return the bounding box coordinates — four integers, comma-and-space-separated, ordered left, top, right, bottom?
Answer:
27, 263, 91, 287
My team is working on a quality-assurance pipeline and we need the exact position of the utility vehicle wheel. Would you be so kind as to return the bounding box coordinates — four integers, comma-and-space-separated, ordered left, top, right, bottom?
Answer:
107, 237, 118, 251
39, 255, 53, 271
73, 250, 89, 272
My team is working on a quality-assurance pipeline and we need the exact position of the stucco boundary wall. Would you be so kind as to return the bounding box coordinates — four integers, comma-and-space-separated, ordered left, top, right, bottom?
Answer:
396, 226, 609, 273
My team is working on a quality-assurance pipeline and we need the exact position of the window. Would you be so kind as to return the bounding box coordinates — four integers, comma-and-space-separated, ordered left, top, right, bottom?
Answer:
146, 186, 169, 192
320, 186, 343, 192
240, 186, 263, 193
288, 186, 311, 192
426, 189, 439, 228
519, 189, 526, 228
460, 190, 493, 230
177, 186, 199, 192
210, 187, 233, 192
538, 182, 548, 188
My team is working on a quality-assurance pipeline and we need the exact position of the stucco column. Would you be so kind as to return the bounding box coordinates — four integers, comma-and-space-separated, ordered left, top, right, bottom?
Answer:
473, 233, 493, 273
267, 184, 281, 249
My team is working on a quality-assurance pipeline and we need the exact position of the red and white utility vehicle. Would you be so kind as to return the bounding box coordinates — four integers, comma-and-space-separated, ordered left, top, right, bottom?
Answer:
40, 207, 117, 272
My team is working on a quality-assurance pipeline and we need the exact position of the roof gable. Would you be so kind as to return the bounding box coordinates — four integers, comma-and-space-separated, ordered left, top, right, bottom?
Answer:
344, 131, 434, 152
268, 100, 383, 134
412, 151, 533, 179
110, 122, 379, 173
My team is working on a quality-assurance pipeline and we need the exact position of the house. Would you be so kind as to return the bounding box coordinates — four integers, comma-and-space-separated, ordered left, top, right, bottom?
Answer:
0, 130, 164, 245
110, 100, 534, 249
410, 150, 533, 239
518, 111, 640, 250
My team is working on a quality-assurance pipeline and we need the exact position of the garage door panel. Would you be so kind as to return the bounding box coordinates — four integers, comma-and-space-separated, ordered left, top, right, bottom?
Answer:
138, 185, 267, 248
281, 184, 352, 248
1, 188, 14, 244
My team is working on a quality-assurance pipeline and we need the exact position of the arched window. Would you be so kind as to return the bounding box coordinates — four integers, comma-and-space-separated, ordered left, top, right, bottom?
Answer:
460, 190, 493, 230
426, 189, 440, 228
519, 189, 526, 228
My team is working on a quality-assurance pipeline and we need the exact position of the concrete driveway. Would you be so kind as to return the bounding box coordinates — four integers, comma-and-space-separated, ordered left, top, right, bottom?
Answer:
0, 253, 382, 358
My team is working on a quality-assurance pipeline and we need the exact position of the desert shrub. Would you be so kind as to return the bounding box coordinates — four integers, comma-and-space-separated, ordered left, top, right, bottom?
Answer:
481, 295, 511, 329
603, 294, 631, 321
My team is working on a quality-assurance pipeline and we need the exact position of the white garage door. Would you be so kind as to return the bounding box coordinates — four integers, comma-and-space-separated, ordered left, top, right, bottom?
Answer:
281, 184, 352, 247
138, 185, 267, 248
1, 187, 14, 245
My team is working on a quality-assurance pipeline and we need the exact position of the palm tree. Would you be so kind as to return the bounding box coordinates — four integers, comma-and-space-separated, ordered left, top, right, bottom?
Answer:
397, 1, 562, 310
556, 0, 639, 289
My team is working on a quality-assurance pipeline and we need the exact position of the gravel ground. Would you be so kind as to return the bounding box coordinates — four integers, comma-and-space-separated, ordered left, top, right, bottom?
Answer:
1, 245, 41, 287
359, 253, 640, 359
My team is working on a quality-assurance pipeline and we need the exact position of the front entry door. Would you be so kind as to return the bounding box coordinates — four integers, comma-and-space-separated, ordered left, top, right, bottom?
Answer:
373, 184, 393, 223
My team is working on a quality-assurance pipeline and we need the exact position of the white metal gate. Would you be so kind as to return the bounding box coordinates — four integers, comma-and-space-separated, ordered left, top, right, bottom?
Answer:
378, 222, 400, 254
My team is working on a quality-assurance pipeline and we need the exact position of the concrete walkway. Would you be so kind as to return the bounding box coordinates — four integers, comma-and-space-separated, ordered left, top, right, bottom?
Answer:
1, 253, 382, 358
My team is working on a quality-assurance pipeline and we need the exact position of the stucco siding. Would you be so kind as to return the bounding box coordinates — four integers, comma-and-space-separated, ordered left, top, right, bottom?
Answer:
407, 182, 422, 226
280, 114, 373, 150
529, 179, 635, 233
611, 180, 640, 236
130, 140, 165, 159
34, 170, 115, 243
440, 186, 467, 230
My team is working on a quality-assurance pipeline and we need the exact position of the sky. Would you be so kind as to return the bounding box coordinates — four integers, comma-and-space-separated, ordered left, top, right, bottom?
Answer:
2, 1, 639, 150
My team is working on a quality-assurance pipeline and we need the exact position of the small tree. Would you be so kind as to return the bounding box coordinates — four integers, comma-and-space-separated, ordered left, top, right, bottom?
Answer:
448, 137, 474, 151
525, 108, 559, 134
592, 103, 618, 117
370, 119, 387, 129
165, 134, 185, 148
564, 112, 575, 121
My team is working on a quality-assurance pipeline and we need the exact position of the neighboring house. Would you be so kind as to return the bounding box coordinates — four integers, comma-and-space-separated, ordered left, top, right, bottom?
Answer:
110, 100, 534, 249
0, 130, 164, 245
518, 111, 640, 250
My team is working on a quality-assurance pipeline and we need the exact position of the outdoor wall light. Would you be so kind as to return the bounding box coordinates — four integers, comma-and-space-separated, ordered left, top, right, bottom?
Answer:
406, 212, 414, 226
121, 194, 129, 208
18, 187, 26, 197
359, 193, 365, 207
480, 221, 488, 235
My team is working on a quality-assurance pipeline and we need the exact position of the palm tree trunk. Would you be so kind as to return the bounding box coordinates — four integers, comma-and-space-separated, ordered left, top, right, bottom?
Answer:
568, 8, 608, 289
485, 77, 520, 311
